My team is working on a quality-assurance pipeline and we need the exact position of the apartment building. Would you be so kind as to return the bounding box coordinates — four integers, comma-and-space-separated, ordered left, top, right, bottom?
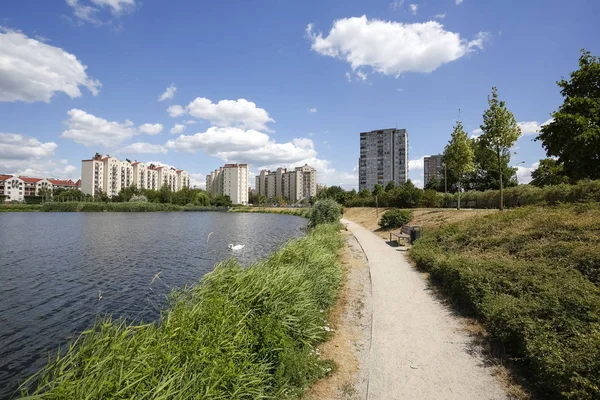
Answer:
424, 155, 444, 186
358, 128, 408, 191
255, 164, 317, 203
81, 154, 189, 197
0, 175, 81, 202
205, 164, 249, 205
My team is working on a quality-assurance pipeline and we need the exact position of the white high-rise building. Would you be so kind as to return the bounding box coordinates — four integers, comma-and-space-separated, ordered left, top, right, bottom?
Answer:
359, 128, 408, 191
81, 154, 189, 197
206, 164, 249, 205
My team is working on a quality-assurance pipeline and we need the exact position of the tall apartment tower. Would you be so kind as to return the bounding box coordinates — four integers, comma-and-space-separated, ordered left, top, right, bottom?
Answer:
423, 155, 444, 186
358, 128, 408, 191
206, 164, 249, 205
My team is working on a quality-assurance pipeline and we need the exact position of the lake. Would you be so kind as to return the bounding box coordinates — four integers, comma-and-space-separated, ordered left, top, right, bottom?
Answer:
0, 212, 307, 399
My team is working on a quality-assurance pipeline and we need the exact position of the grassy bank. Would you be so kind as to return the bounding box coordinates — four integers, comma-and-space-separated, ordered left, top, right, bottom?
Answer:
40, 202, 185, 212
410, 204, 600, 399
20, 223, 343, 399
230, 206, 312, 218
0, 204, 42, 212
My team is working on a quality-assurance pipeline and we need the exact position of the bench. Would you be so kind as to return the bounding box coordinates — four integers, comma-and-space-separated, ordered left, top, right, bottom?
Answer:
390, 225, 422, 245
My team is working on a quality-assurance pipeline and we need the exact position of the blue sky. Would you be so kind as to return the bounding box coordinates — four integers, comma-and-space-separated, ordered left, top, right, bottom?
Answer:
1, 0, 599, 189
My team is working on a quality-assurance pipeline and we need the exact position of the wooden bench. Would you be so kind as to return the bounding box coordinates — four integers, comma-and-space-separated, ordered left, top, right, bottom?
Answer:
390, 225, 423, 245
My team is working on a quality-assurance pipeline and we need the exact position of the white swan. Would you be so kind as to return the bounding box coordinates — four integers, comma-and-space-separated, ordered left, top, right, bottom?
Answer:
228, 244, 245, 251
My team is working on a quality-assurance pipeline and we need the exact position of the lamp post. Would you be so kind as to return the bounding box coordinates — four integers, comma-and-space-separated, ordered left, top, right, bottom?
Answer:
514, 161, 525, 184
444, 163, 447, 194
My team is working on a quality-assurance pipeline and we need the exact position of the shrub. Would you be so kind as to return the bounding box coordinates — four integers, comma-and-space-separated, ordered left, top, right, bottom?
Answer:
419, 190, 443, 208
309, 199, 342, 227
129, 195, 148, 203
378, 208, 413, 229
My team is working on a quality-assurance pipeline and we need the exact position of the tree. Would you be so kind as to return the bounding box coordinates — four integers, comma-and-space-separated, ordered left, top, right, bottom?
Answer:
358, 188, 372, 198
537, 50, 600, 180
424, 178, 440, 191
372, 184, 384, 197
443, 120, 475, 210
530, 158, 570, 187
465, 138, 518, 192
479, 87, 521, 210
159, 184, 172, 204
385, 181, 396, 192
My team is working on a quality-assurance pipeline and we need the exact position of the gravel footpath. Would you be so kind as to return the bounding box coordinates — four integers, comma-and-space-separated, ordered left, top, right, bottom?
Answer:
341, 218, 508, 400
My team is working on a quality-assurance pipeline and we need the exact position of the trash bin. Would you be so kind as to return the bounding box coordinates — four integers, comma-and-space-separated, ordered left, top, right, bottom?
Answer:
410, 226, 422, 244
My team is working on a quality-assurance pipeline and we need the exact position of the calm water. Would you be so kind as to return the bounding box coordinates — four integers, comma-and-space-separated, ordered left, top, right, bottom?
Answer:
0, 212, 307, 399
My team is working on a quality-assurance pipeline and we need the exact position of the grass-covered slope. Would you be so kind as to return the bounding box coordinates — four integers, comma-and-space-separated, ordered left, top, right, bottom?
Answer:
20, 223, 343, 399
410, 204, 600, 399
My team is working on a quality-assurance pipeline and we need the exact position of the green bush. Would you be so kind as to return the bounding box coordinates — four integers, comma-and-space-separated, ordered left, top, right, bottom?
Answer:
21, 223, 343, 399
309, 199, 342, 227
419, 190, 443, 208
40, 202, 184, 212
410, 205, 600, 398
129, 195, 148, 202
378, 208, 413, 229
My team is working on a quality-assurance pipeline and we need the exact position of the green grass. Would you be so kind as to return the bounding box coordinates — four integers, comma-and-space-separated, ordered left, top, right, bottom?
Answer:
410, 204, 600, 399
230, 207, 312, 219
20, 223, 343, 399
0, 204, 42, 212
40, 202, 184, 212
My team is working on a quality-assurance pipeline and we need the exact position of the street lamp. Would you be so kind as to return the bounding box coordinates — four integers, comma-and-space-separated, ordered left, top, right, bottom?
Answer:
514, 161, 526, 184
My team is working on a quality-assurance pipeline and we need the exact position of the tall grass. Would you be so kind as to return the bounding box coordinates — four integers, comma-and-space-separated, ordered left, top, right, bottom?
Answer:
410, 204, 600, 399
0, 204, 41, 212
19, 223, 343, 399
40, 202, 184, 212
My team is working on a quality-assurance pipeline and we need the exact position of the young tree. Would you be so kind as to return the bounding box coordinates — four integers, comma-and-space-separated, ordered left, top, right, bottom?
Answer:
372, 184, 384, 197
385, 181, 396, 192
537, 50, 600, 180
443, 120, 474, 210
479, 87, 521, 210
530, 158, 569, 187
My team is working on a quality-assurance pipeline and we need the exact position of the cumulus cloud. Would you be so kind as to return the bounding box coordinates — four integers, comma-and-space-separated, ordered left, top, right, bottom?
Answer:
116, 142, 167, 154
61, 109, 165, 147
189, 172, 206, 189
170, 124, 185, 134
169, 97, 275, 131
517, 119, 553, 136
409, 4, 418, 14
307, 16, 488, 79
408, 156, 427, 170
516, 162, 539, 184
0, 27, 100, 102
165, 127, 316, 166
158, 83, 176, 101
167, 105, 186, 118
138, 123, 163, 135
0, 133, 76, 179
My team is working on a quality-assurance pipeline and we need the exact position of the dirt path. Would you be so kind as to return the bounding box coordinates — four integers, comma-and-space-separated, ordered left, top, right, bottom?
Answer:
341, 218, 508, 400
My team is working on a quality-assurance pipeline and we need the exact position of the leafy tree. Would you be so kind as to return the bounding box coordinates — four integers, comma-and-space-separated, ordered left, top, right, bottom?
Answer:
194, 191, 211, 206
388, 181, 422, 208
211, 195, 232, 207
117, 185, 139, 202
537, 50, 600, 180
530, 158, 570, 187
424, 178, 441, 192
159, 184, 172, 204
479, 87, 521, 210
372, 184, 384, 197
385, 181, 396, 192
443, 120, 475, 210
308, 199, 342, 227
465, 138, 517, 192
358, 188, 372, 198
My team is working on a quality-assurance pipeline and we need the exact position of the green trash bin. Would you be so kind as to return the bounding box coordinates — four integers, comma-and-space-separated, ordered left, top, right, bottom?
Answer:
410, 226, 422, 244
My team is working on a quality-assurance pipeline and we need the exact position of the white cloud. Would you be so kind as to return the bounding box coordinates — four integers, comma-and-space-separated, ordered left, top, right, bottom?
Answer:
167, 105, 186, 118
390, 0, 404, 9
456, 0, 463, 4
0, 133, 77, 179
171, 97, 275, 131
0, 27, 100, 102
408, 156, 428, 170
356, 70, 368, 81
307, 16, 488, 78
165, 127, 317, 166
158, 83, 176, 101
189, 172, 206, 189
517, 118, 553, 136
435, 13, 446, 19
412, 179, 424, 189
90, 0, 135, 15
61, 109, 165, 147
184, 120, 197, 125
345, 72, 352, 82
170, 124, 185, 134
516, 162, 539, 184
409, 4, 418, 14
138, 123, 163, 135
116, 142, 167, 154
308, 107, 317, 113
